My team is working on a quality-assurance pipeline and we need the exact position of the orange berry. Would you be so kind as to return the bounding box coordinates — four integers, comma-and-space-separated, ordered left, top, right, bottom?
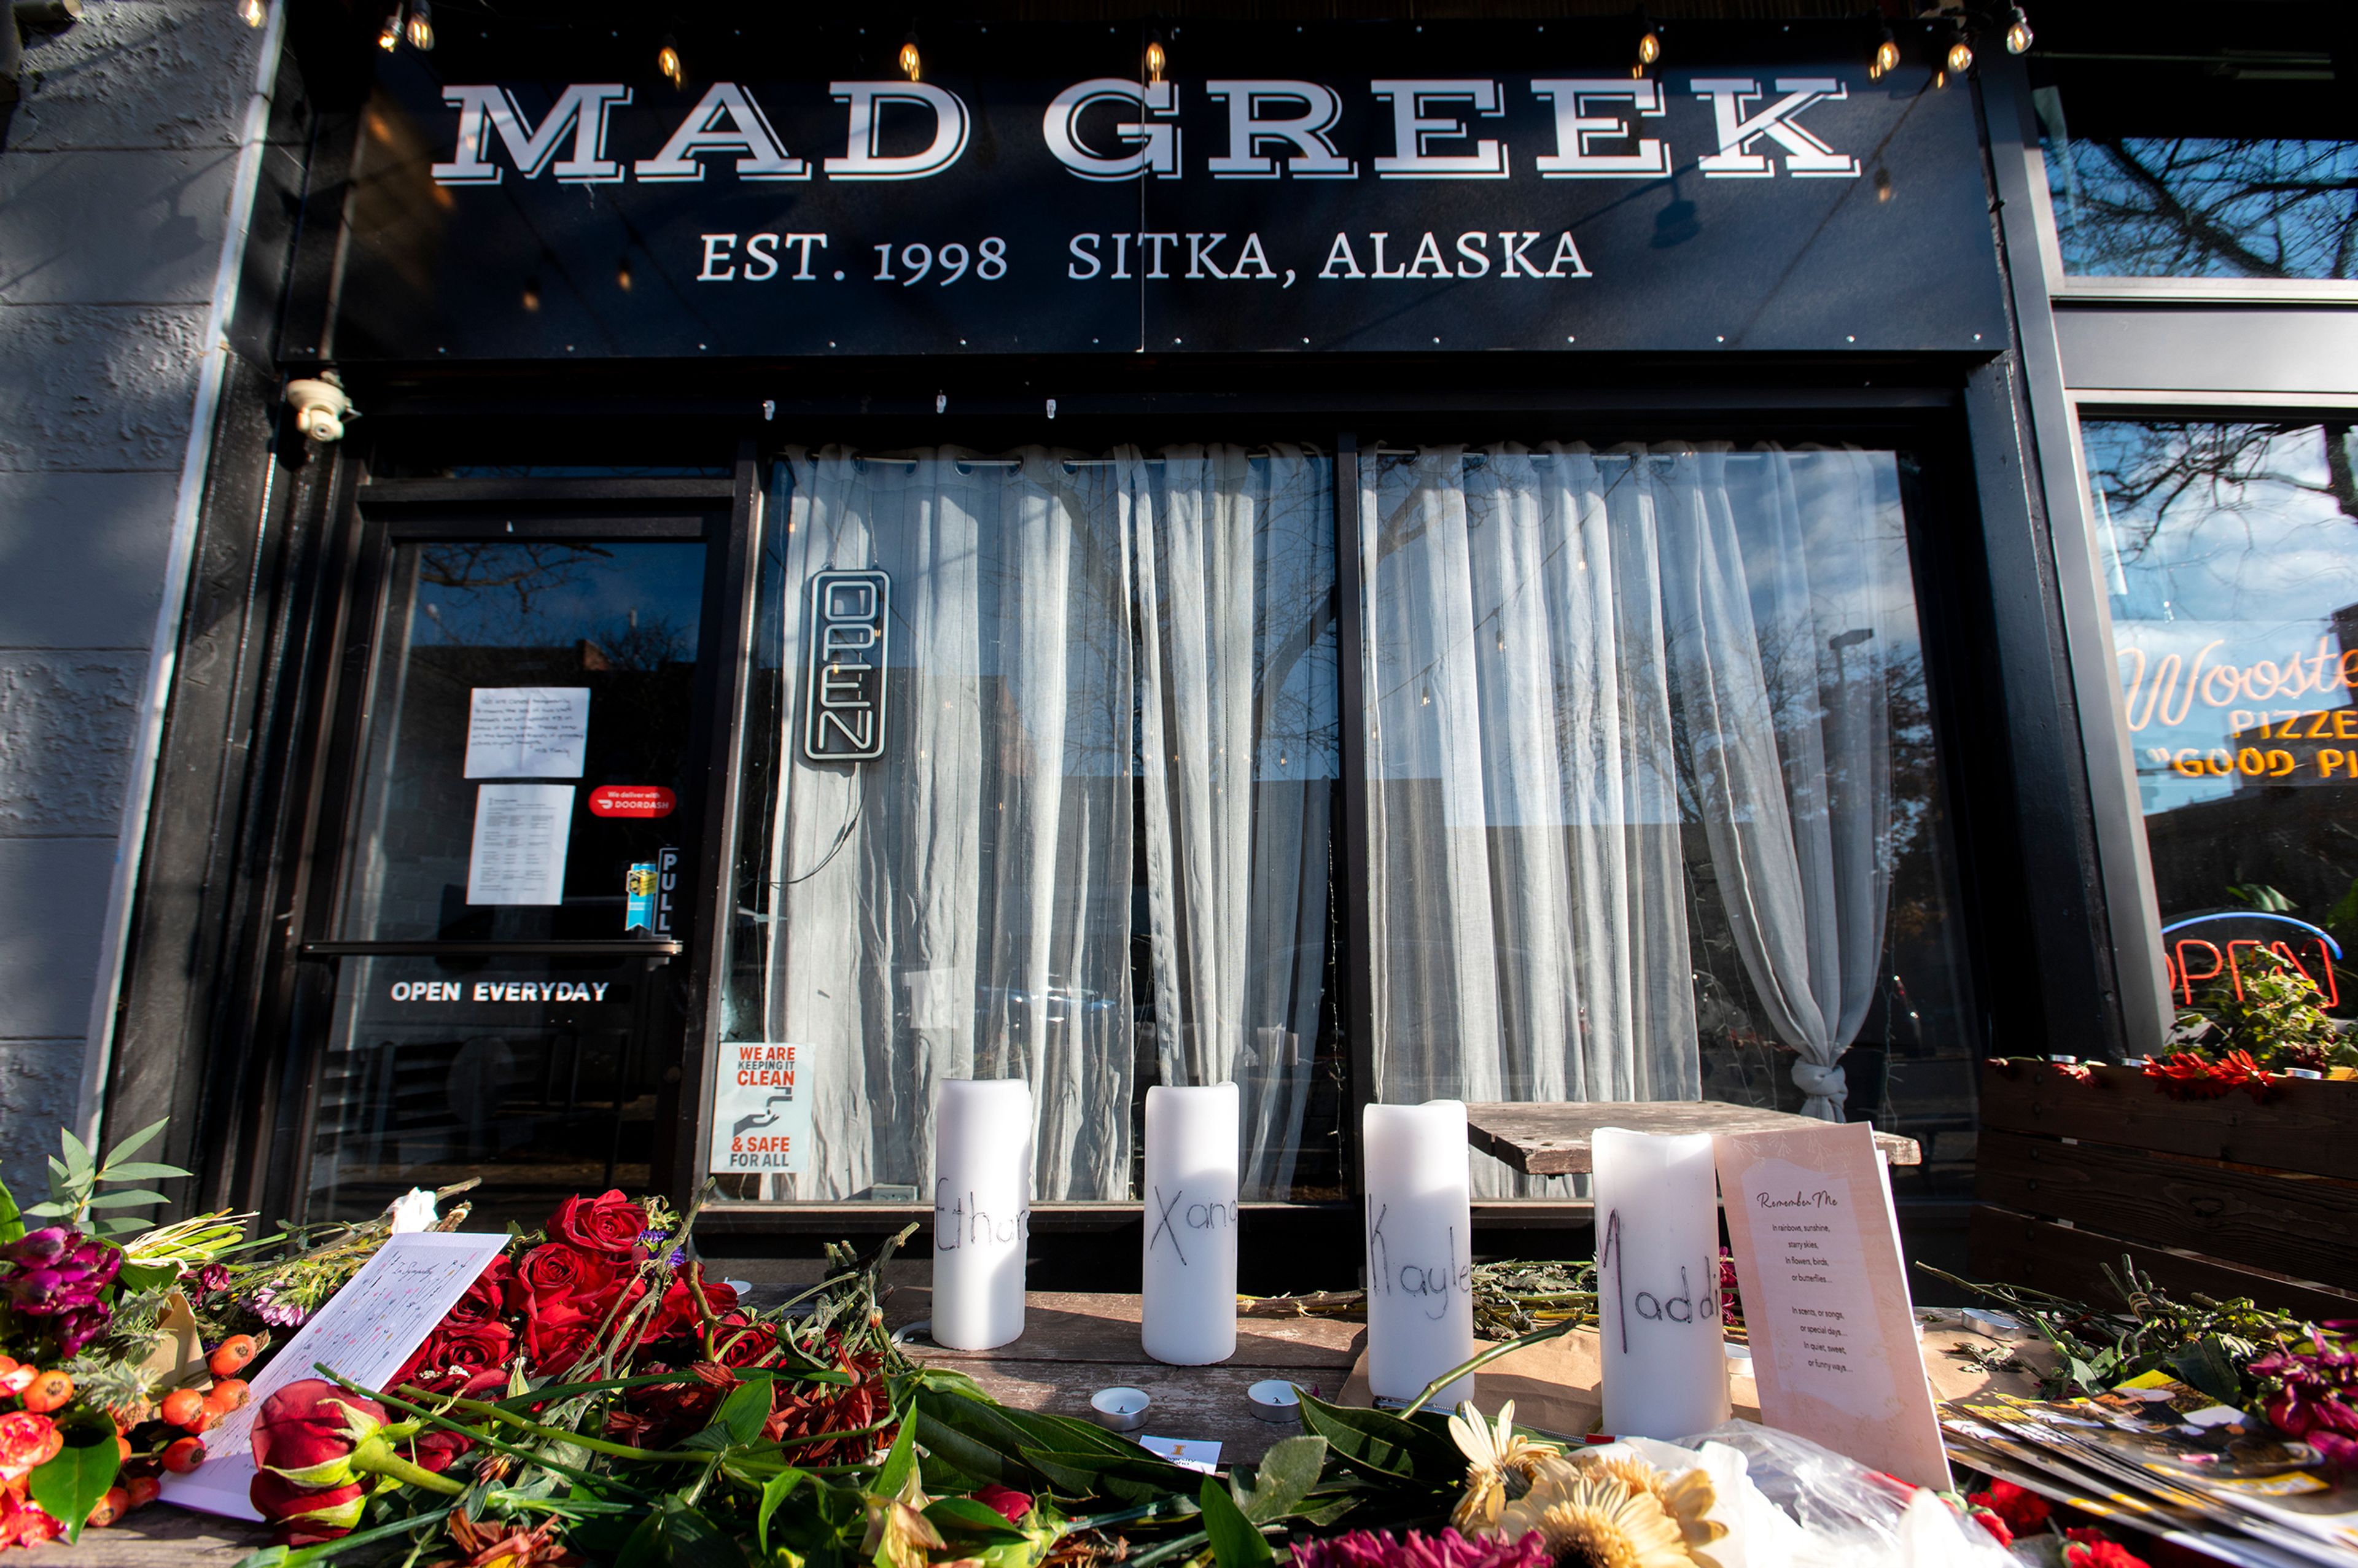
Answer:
206, 1336, 257, 1377
87, 1488, 128, 1529
206, 1378, 251, 1410
161, 1437, 204, 1474
20, 1370, 71, 1414
116, 1436, 131, 1462
160, 1389, 205, 1428
125, 1475, 160, 1509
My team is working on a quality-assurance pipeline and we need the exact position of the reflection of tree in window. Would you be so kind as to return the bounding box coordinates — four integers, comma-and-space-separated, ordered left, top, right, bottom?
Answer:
2089, 424, 2358, 611
417, 543, 617, 644
2049, 137, 2358, 279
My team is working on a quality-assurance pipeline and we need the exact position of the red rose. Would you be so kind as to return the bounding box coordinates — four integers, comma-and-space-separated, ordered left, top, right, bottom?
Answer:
1967, 1479, 2050, 1533
547, 1190, 650, 1262
521, 1313, 599, 1379
251, 1380, 386, 1487
407, 1426, 474, 1475
0, 1412, 57, 1485
974, 1484, 1033, 1524
2065, 1531, 2150, 1568
251, 1473, 367, 1545
446, 1256, 514, 1328
0, 1493, 59, 1549
513, 1241, 622, 1307
396, 1319, 516, 1399
1966, 1508, 2013, 1548
639, 1267, 741, 1344
714, 1319, 780, 1368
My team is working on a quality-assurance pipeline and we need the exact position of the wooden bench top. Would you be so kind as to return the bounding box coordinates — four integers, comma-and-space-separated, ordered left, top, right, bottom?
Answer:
1466, 1100, 1921, 1174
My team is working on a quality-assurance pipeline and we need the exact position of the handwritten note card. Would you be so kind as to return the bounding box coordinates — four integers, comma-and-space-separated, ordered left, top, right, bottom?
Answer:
1714, 1120, 1948, 1489
464, 686, 589, 779
161, 1231, 511, 1521
467, 783, 574, 905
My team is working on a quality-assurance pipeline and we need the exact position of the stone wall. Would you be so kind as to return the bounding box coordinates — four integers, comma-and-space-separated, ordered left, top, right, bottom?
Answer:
0, 0, 274, 1195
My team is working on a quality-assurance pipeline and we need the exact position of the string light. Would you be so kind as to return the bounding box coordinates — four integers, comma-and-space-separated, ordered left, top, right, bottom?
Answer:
521, 279, 542, 312
238, 0, 265, 27
1637, 12, 1661, 66
657, 34, 682, 87
376, 6, 401, 51
403, 0, 432, 51
1947, 34, 1975, 74
900, 32, 920, 82
1145, 38, 1165, 84
616, 257, 634, 292
1870, 22, 1898, 79
2004, 6, 2034, 53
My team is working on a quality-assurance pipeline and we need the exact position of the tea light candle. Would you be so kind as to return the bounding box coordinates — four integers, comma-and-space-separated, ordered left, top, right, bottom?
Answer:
1248, 1380, 1302, 1423
1142, 1082, 1240, 1365
1090, 1386, 1151, 1432
932, 1078, 1033, 1351
1593, 1127, 1729, 1440
1363, 1100, 1476, 1407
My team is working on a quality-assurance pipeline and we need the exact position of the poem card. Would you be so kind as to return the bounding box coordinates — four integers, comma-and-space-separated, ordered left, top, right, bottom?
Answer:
1714, 1119, 1949, 1489
464, 686, 590, 779
161, 1231, 512, 1521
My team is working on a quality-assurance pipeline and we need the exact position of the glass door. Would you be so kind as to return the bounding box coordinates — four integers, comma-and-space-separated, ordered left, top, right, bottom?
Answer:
293, 507, 727, 1226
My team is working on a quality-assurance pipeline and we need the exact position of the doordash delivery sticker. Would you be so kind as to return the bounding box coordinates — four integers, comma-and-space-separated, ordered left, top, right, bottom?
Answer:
589, 785, 676, 818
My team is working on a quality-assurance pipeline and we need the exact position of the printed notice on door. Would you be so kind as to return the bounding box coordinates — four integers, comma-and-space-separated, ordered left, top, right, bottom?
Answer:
467, 783, 574, 904
708, 1042, 814, 1176
1714, 1120, 1948, 1489
465, 686, 590, 778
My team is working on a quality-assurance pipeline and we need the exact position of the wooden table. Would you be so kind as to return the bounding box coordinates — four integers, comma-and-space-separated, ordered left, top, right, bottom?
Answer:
1466, 1100, 1921, 1175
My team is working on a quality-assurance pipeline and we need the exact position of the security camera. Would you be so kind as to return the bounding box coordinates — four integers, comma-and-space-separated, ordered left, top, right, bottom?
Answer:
286, 375, 353, 443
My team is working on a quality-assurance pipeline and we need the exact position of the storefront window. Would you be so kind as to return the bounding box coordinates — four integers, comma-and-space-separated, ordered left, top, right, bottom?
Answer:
722, 448, 1341, 1203
2033, 85, 2358, 281
1360, 445, 1974, 1194
2088, 420, 2358, 987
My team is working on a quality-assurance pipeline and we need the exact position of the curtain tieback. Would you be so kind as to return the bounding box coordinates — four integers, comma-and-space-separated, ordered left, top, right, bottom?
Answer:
1789, 1060, 1850, 1100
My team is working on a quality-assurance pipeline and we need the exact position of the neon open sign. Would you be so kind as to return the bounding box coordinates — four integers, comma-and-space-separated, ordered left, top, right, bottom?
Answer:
803, 569, 890, 763
2162, 912, 2344, 1007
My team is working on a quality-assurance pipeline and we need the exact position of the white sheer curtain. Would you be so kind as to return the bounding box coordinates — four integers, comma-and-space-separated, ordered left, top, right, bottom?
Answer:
762, 449, 1137, 1200
1363, 445, 1698, 1195
1656, 446, 1895, 1119
1129, 446, 1336, 1198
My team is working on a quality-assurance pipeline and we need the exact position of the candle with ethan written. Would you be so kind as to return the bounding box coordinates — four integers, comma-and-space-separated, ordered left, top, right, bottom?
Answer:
1142, 1082, 1240, 1365
932, 1078, 1032, 1350
1363, 1100, 1476, 1406
1593, 1127, 1729, 1439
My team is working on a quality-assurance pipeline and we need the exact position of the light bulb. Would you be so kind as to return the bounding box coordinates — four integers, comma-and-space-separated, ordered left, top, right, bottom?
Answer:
900, 39, 920, 81
1145, 39, 1164, 83
1638, 29, 1661, 64
1873, 25, 1899, 76
376, 6, 401, 51
521, 280, 541, 312
238, 0, 265, 27
403, 0, 432, 51
1947, 38, 1974, 74
658, 36, 682, 87
2005, 7, 2034, 53
616, 258, 634, 292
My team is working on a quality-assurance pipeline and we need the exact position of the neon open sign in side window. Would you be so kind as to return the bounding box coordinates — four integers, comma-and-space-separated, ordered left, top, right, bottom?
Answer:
803, 569, 890, 763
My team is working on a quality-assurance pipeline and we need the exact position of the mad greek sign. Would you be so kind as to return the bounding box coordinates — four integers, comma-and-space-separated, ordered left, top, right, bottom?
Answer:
332, 21, 2005, 359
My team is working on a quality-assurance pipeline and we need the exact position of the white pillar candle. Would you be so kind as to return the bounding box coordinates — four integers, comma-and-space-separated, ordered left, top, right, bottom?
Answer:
1142, 1082, 1240, 1365
1593, 1127, 1730, 1440
1363, 1100, 1476, 1406
932, 1077, 1033, 1351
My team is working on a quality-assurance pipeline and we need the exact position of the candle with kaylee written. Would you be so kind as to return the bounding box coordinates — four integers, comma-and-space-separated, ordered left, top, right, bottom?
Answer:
933, 1078, 1033, 1351
1363, 1100, 1475, 1406
1593, 1127, 1729, 1440
1142, 1082, 1240, 1365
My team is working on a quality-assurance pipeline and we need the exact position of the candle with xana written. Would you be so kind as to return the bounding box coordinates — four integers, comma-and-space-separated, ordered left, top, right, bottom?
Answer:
1593, 1127, 1730, 1439
1363, 1100, 1476, 1406
932, 1078, 1033, 1350
1141, 1082, 1240, 1365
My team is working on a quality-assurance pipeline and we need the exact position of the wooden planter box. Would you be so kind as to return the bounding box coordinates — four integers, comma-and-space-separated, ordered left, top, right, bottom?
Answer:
1971, 1060, 2358, 1323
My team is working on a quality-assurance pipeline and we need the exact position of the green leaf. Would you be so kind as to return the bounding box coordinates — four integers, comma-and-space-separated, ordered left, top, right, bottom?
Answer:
0, 1178, 22, 1246
1237, 1435, 1327, 1524
757, 1468, 811, 1557
1294, 1392, 1453, 1484
1198, 1475, 1274, 1568
1293, 1495, 1362, 1529
911, 1406, 1040, 1491
58, 1129, 93, 1178
115, 1259, 181, 1295
29, 1418, 120, 1545
101, 1118, 169, 1167
710, 1377, 774, 1446
96, 1162, 192, 1182
21, 1201, 68, 1220
2168, 1338, 2244, 1406
924, 1498, 1029, 1542
83, 1190, 171, 1209
612, 1510, 664, 1568
876, 1410, 919, 1497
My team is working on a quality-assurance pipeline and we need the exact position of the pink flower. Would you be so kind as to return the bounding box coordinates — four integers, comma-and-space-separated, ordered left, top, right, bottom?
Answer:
1291, 1530, 1551, 1568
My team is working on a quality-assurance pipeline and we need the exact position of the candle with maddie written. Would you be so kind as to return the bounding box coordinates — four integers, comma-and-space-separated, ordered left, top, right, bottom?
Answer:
1363, 1100, 1476, 1407
1141, 1082, 1240, 1365
932, 1078, 1033, 1351
1593, 1127, 1730, 1440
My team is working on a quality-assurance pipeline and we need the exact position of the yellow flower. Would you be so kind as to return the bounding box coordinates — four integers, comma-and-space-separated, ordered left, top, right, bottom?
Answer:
1495, 1464, 1692, 1568
1449, 1400, 1566, 1532
1569, 1453, 1727, 1568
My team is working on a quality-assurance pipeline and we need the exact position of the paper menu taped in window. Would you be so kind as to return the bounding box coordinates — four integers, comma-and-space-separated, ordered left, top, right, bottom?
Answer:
467, 783, 574, 905
1714, 1119, 1949, 1490
160, 1231, 510, 1521
464, 686, 589, 778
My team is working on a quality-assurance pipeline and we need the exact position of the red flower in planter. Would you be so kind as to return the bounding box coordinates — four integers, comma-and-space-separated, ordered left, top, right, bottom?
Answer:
2145, 1050, 2272, 1101
547, 1190, 651, 1263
